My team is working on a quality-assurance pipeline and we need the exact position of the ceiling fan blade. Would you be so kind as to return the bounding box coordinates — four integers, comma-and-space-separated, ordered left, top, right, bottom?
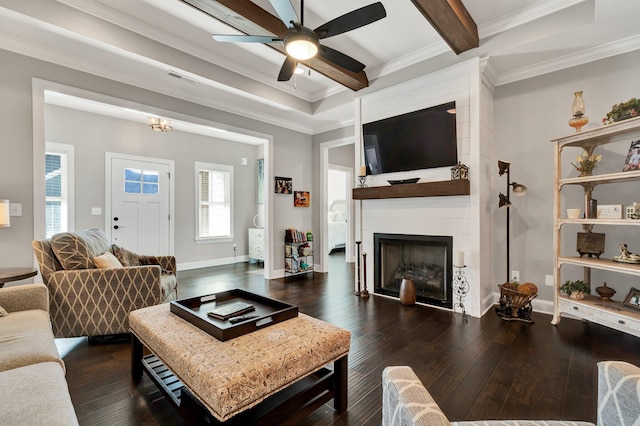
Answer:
277, 56, 297, 81
318, 45, 365, 73
314, 2, 386, 39
212, 34, 282, 43
269, 0, 299, 28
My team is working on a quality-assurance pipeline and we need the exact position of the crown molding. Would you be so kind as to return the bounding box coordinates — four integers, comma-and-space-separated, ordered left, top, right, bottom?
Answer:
496, 33, 640, 86
479, 56, 498, 92
55, 0, 321, 103
479, 0, 588, 39
0, 20, 316, 135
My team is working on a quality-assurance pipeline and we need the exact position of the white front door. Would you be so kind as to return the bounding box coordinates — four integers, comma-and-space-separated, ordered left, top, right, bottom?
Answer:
108, 154, 172, 255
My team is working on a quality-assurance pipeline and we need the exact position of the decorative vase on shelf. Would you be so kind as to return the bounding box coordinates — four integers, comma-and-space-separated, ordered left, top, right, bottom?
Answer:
569, 91, 589, 132
399, 278, 416, 306
595, 282, 616, 301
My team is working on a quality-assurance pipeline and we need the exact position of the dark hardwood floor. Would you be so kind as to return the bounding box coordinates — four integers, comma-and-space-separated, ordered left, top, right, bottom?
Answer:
57, 254, 640, 425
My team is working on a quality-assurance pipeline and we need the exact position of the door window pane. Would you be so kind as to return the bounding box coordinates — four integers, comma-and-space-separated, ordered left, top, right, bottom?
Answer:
124, 168, 159, 195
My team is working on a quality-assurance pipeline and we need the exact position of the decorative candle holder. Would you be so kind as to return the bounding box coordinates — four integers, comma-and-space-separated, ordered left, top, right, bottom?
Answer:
358, 175, 368, 188
355, 241, 362, 296
452, 265, 469, 320
361, 251, 370, 298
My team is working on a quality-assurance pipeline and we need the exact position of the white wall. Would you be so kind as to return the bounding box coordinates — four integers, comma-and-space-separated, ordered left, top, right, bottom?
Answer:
493, 49, 640, 307
354, 58, 493, 317
328, 169, 347, 208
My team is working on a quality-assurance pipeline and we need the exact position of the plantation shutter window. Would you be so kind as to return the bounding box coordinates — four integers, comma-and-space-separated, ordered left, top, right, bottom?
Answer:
196, 162, 233, 240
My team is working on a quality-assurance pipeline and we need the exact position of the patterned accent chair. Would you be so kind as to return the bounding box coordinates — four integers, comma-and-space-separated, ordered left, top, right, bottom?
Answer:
32, 228, 178, 338
382, 361, 640, 426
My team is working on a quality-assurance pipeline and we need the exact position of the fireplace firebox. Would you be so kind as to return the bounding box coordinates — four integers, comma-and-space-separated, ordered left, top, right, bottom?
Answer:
374, 233, 453, 309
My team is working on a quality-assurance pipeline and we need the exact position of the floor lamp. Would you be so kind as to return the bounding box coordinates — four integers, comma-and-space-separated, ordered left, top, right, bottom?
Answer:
498, 161, 527, 282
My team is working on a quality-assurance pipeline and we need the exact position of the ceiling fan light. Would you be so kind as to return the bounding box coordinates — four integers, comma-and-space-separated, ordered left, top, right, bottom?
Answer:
285, 37, 318, 60
294, 65, 305, 75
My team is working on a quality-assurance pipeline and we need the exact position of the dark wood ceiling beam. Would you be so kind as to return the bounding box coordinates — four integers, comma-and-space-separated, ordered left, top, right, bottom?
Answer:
180, 0, 369, 91
410, 0, 479, 55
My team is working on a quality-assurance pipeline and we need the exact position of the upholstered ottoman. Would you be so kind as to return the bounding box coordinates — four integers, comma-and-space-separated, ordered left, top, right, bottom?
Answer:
130, 303, 350, 425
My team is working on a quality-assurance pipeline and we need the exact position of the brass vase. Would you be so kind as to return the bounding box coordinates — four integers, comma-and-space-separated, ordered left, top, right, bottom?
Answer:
399, 278, 416, 305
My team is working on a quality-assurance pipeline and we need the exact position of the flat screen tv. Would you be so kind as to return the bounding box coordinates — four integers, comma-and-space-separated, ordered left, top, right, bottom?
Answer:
362, 101, 457, 175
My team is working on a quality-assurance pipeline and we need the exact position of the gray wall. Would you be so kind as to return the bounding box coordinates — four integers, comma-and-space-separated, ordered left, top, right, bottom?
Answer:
45, 105, 259, 264
493, 49, 640, 302
328, 144, 355, 168
0, 48, 312, 277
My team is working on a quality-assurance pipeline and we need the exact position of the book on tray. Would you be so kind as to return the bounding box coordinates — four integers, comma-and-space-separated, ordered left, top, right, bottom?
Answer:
207, 302, 255, 320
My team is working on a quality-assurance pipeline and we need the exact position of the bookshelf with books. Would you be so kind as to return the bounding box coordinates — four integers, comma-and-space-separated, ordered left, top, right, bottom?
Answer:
284, 228, 314, 281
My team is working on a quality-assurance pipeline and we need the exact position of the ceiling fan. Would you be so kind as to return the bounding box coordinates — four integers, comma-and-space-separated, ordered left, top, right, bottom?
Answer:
212, 0, 386, 82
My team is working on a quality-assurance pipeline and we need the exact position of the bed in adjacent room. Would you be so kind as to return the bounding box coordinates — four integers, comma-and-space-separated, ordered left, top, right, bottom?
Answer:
328, 200, 347, 254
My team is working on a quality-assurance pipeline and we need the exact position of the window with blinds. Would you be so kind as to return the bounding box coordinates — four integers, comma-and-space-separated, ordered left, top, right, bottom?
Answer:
196, 162, 233, 240
45, 143, 74, 238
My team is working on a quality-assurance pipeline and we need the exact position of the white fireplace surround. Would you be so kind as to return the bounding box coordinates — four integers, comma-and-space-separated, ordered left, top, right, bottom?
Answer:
354, 57, 496, 318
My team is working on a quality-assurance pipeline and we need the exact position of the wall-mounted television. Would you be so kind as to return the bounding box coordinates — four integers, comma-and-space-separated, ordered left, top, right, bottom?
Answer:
362, 101, 457, 175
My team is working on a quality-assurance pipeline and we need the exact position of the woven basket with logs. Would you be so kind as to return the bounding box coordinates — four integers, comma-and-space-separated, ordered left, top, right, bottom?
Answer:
496, 282, 538, 322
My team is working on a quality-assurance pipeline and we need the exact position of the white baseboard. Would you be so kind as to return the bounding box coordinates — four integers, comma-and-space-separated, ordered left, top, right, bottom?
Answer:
177, 255, 248, 272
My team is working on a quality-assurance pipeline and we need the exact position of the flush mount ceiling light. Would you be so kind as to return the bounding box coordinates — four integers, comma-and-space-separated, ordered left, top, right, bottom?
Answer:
148, 117, 172, 132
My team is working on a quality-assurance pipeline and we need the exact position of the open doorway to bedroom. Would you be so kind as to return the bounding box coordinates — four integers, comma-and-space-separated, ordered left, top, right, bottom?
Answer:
328, 167, 349, 258
320, 139, 354, 273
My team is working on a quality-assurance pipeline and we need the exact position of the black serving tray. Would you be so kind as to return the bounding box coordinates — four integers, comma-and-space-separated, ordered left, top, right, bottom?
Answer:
169, 289, 298, 341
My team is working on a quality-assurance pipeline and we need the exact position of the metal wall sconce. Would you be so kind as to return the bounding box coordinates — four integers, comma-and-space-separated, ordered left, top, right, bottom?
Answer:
498, 160, 527, 282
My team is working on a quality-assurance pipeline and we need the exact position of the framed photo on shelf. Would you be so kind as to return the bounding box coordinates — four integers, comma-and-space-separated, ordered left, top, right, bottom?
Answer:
275, 176, 292, 194
622, 139, 640, 172
294, 191, 310, 207
623, 287, 640, 311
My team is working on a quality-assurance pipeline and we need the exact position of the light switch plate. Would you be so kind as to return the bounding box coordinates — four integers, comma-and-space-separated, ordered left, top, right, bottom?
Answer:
9, 203, 22, 216
91, 207, 102, 216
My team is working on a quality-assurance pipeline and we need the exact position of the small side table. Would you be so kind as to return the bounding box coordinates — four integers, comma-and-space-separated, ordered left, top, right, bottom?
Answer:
0, 268, 38, 288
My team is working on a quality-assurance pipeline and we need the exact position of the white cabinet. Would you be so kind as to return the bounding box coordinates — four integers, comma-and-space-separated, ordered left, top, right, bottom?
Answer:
248, 228, 264, 263
551, 116, 640, 338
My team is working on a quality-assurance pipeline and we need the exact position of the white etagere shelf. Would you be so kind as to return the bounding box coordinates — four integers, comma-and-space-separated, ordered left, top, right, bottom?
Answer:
551, 117, 640, 338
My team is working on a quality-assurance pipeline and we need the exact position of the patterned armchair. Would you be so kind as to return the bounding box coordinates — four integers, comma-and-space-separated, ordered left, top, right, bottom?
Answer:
382, 361, 640, 426
32, 228, 178, 338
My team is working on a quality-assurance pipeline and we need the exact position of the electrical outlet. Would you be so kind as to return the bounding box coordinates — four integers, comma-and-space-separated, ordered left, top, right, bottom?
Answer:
511, 270, 520, 282
545, 274, 554, 286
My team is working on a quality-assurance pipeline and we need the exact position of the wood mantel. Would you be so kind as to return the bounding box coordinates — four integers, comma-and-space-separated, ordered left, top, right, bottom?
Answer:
352, 179, 470, 200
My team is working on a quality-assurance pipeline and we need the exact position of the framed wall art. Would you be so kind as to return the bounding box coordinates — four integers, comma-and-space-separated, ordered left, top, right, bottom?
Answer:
275, 176, 292, 194
294, 191, 310, 207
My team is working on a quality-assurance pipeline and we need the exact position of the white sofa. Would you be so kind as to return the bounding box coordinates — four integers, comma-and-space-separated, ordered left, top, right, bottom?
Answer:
0, 284, 78, 425
382, 362, 640, 426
